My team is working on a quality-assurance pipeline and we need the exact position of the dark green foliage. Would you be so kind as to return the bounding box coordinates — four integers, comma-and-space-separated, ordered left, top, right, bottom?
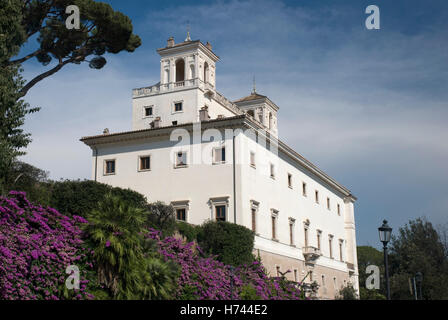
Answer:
240, 284, 261, 300
197, 221, 255, 267
389, 217, 448, 300
357, 245, 386, 299
335, 283, 359, 300
176, 221, 200, 242
145, 201, 176, 236
83, 194, 178, 299
3, 0, 141, 98
0, 161, 50, 201
47, 179, 147, 217
359, 287, 386, 300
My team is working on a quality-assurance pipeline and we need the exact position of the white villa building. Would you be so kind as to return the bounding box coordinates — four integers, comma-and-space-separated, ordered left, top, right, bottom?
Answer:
81, 35, 359, 299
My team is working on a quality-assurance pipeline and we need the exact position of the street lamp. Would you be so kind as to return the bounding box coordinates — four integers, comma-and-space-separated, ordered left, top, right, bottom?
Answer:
378, 220, 392, 300
415, 272, 423, 300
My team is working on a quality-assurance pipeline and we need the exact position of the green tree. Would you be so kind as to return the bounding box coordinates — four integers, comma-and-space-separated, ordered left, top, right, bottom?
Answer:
0, 1, 40, 188
357, 245, 386, 299
0, 161, 51, 202
389, 217, 448, 300
145, 201, 177, 236
335, 283, 358, 300
197, 221, 255, 267
3, 0, 141, 99
83, 194, 177, 299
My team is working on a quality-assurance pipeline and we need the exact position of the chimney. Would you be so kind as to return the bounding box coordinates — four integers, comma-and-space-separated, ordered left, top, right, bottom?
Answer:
151, 117, 161, 128
103, 128, 110, 134
199, 106, 210, 122
205, 41, 212, 51
167, 36, 175, 48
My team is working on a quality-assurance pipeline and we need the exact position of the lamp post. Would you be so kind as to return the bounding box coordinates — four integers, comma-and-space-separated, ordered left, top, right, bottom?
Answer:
415, 272, 423, 300
378, 220, 392, 300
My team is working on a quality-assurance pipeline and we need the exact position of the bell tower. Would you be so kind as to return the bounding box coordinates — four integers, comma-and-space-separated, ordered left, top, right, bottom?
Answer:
157, 36, 219, 89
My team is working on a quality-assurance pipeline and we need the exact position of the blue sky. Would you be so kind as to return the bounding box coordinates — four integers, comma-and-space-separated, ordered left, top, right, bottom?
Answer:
18, 0, 448, 247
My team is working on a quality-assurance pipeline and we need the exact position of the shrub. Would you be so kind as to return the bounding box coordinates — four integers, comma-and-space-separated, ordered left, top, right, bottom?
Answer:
335, 283, 359, 300
176, 221, 200, 242
145, 201, 176, 236
0, 191, 94, 300
48, 180, 147, 217
197, 221, 255, 267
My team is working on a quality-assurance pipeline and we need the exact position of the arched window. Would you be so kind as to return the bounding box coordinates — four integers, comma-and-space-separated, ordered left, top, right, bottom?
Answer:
175, 59, 185, 82
190, 64, 195, 79
164, 69, 169, 84
204, 62, 209, 83
269, 112, 273, 130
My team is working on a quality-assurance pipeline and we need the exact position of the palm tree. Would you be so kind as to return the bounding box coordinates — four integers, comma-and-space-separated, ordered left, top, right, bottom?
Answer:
84, 193, 179, 299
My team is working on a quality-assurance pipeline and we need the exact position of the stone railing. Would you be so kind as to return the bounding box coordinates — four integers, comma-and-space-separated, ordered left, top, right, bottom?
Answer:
133, 78, 199, 98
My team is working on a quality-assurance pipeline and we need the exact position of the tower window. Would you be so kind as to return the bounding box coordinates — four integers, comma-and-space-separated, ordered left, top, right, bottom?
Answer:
270, 163, 275, 179
337, 204, 341, 216
204, 62, 209, 83
327, 197, 331, 210
288, 173, 292, 188
144, 106, 153, 117
174, 102, 183, 112
175, 58, 185, 82
302, 182, 307, 197
315, 190, 319, 204
250, 152, 256, 168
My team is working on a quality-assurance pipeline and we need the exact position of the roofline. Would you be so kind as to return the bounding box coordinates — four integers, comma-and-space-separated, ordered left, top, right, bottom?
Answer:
80, 115, 355, 200
157, 40, 220, 62
234, 96, 280, 111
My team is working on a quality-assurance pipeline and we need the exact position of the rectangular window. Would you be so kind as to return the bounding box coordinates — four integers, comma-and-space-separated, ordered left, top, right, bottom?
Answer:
139, 156, 150, 171
302, 182, 307, 197
322, 275, 326, 287
315, 190, 319, 204
276, 266, 281, 277
215, 205, 226, 221
176, 208, 186, 221
174, 102, 183, 112
289, 221, 295, 245
250, 152, 256, 168
327, 197, 331, 210
304, 227, 309, 247
144, 106, 153, 117
337, 204, 341, 216
251, 208, 257, 232
105, 160, 115, 175
172, 121, 178, 126
294, 269, 298, 282
317, 231, 321, 250
329, 235, 334, 259
175, 151, 187, 167
309, 271, 313, 282
288, 173, 292, 188
270, 163, 275, 179
339, 240, 344, 261
272, 215, 277, 240
213, 147, 226, 164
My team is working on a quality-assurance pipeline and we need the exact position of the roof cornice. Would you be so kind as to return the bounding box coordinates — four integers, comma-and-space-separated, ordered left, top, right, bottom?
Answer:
157, 40, 220, 62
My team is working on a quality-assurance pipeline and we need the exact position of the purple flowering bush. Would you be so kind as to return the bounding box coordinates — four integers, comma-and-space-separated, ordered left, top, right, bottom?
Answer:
147, 229, 304, 300
0, 191, 94, 300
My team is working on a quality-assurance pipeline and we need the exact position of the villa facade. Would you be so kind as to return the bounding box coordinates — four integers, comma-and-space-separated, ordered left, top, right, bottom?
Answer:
81, 35, 359, 299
